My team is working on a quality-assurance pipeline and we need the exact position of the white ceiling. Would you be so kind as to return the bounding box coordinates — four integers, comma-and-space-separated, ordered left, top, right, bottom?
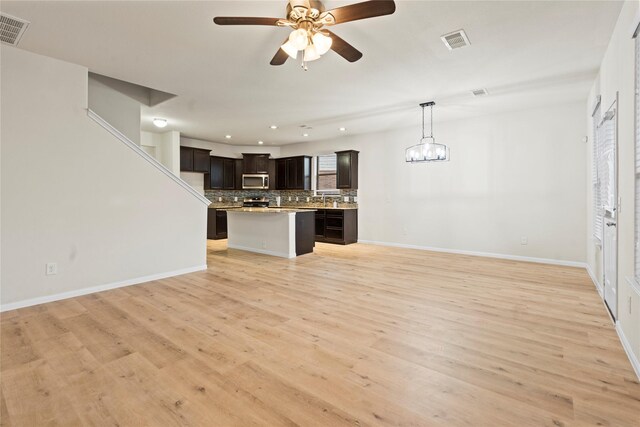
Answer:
1, 1, 623, 146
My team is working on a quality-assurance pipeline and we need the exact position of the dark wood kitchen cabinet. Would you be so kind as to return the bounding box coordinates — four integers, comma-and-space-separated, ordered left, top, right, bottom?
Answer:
208, 156, 235, 190
180, 146, 211, 173
207, 208, 233, 239
234, 159, 243, 190
336, 150, 359, 189
314, 209, 358, 245
275, 156, 311, 190
242, 153, 270, 174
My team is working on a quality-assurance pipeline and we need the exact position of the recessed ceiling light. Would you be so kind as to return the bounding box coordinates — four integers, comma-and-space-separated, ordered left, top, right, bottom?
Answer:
258, 140, 264, 145
270, 125, 278, 129
339, 127, 346, 131
153, 118, 167, 128
225, 135, 232, 139
302, 133, 309, 137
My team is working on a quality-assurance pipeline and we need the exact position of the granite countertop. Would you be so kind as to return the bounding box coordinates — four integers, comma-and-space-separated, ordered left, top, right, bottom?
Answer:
208, 205, 242, 209
276, 206, 359, 210
222, 207, 316, 213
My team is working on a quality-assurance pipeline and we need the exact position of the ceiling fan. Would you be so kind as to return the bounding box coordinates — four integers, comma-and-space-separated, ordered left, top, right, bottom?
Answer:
213, 0, 396, 69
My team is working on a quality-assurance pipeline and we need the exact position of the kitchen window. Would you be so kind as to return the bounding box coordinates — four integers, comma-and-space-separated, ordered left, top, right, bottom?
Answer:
316, 154, 340, 194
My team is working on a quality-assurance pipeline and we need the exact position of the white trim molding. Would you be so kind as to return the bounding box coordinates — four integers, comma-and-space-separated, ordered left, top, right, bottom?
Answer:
615, 321, 640, 381
0, 265, 207, 312
227, 243, 295, 259
357, 240, 587, 268
87, 109, 210, 206
587, 264, 603, 297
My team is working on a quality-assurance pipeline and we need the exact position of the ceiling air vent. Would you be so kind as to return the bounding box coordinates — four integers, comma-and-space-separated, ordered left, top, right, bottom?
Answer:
471, 88, 489, 97
441, 29, 470, 51
0, 13, 30, 46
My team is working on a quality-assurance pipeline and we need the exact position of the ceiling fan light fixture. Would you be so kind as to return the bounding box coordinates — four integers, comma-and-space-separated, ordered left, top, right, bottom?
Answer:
288, 28, 309, 50
281, 40, 298, 59
312, 32, 332, 55
303, 44, 321, 61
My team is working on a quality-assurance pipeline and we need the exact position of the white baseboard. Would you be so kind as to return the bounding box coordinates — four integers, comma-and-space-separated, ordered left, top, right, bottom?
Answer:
615, 321, 640, 381
357, 240, 587, 268
586, 264, 603, 297
227, 243, 294, 259
0, 264, 208, 312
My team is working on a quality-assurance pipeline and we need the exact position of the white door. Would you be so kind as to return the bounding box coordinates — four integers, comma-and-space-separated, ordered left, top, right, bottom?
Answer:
603, 217, 617, 317
599, 104, 618, 319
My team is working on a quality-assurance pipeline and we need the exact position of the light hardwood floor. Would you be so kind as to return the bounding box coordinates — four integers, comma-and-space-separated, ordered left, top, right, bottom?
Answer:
1, 241, 640, 426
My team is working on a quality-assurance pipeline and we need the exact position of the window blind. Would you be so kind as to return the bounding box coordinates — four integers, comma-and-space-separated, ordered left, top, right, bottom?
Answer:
593, 104, 602, 241
599, 112, 616, 215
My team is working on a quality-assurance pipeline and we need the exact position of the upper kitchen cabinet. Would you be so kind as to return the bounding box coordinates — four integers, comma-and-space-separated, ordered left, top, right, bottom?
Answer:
180, 146, 211, 173
242, 153, 270, 174
336, 150, 359, 189
209, 156, 236, 190
276, 156, 311, 190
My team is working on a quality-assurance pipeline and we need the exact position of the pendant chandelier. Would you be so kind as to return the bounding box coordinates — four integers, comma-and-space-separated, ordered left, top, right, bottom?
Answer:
405, 101, 449, 163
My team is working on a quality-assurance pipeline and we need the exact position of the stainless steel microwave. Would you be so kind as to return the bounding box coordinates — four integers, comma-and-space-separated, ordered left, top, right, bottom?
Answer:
242, 174, 269, 190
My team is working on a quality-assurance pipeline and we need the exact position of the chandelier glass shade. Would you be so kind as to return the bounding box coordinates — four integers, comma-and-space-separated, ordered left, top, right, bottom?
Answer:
405, 102, 450, 163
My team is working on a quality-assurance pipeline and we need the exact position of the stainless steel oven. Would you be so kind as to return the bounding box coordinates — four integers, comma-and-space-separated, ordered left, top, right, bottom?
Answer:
242, 174, 269, 190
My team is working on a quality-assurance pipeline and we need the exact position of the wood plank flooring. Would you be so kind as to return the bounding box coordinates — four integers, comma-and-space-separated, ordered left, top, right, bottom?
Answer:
2, 241, 640, 426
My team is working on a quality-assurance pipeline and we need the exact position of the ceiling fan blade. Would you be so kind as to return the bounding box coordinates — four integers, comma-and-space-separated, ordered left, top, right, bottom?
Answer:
213, 17, 281, 26
270, 38, 291, 66
326, 30, 363, 62
323, 0, 395, 25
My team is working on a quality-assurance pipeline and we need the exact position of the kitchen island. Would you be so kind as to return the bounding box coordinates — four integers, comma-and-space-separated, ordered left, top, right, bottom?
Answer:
223, 208, 315, 258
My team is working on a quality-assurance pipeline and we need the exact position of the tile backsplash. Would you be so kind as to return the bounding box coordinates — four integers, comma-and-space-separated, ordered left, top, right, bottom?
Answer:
205, 189, 358, 209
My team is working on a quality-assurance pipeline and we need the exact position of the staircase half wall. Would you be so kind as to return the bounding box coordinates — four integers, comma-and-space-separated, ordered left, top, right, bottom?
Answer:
1, 46, 209, 310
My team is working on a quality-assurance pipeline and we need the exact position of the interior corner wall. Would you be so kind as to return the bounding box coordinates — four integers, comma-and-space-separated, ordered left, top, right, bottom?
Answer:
280, 101, 587, 264
1, 46, 207, 308
587, 0, 640, 364
88, 73, 141, 145
141, 130, 180, 175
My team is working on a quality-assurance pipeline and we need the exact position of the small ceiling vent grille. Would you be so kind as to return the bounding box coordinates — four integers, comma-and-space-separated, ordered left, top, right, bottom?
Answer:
472, 88, 489, 97
0, 13, 30, 46
441, 29, 470, 51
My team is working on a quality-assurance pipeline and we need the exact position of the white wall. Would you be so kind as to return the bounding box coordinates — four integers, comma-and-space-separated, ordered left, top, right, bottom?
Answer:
280, 101, 587, 264
0, 46, 208, 308
88, 74, 141, 145
587, 0, 640, 368
180, 137, 281, 159
141, 130, 180, 175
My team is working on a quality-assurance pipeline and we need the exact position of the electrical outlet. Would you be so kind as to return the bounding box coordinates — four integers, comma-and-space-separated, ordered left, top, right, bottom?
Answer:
288, 196, 291, 202
521, 237, 528, 245
46, 262, 57, 275
306, 197, 310, 202
218, 197, 222, 202
234, 197, 238, 202
354, 196, 358, 203
295, 197, 299, 202
344, 196, 349, 202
